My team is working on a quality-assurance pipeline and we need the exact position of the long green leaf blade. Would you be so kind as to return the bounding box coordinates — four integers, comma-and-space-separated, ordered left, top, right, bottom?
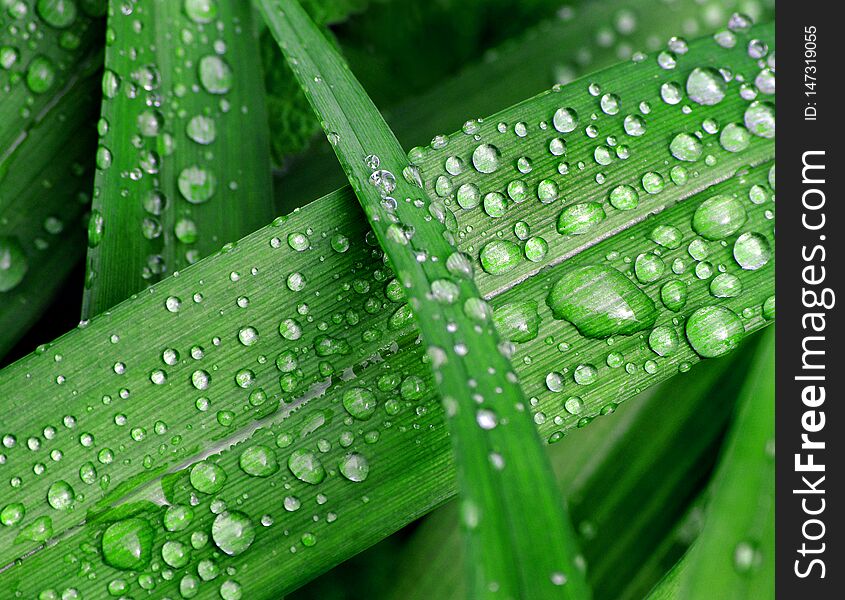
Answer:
257, 1, 588, 597
81, 0, 274, 317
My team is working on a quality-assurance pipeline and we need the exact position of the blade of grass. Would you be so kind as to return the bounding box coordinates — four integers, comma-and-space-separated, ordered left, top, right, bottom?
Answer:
648, 327, 775, 599
0, 25, 774, 597
275, 0, 774, 208
257, 1, 588, 597
81, 0, 275, 317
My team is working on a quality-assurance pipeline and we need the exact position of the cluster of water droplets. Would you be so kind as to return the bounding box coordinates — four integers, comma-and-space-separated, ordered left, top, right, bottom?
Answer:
403, 13, 775, 443
410, 12, 773, 288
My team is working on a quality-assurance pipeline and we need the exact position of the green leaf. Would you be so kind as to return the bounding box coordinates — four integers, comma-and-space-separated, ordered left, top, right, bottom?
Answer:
0, 1, 104, 357
0, 22, 774, 598
81, 0, 275, 317
257, 1, 588, 597
649, 327, 775, 599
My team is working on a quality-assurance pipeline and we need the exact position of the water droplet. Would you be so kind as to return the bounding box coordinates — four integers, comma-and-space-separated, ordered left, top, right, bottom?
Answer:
670, 133, 703, 162
641, 172, 664, 194
288, 449, 326, 484
623, 114, 646, 136
0, 237, 28, 292
609, 185, 638, 210
163, 505, 194, 532
573, 364, 598, 385
479, 240, 521, 275
46, 480, 74, 510
557, 203, 606, 235
0, 502, 25, 526
339, 453, 370, 482
186, 115, 216, 145
199, 55, 232, 94
686, 306, 744, 357
600, 93, 620, 115
101, 518, 154, 571
660, 82, 683, 105
648, 326, 679, 356
710, 273, 743, 297
686, 67, 726, 105
178, 165, 216, 204
26, 56, 56, 94
343, 387, 377, 420
239, 445, 278, 477
456, 183, 480, 210
472, 143, 501, 173
190, 461, 227, 493
744, 101, 775, 138
184, 0, 217, 23
719, 123, 750, 152
162, 540, 190, 568
493, 301, 539, 343
547, 265, 658, 338
212, 511, 255, 556
692, 195, 747, 240
733, 232, 771, 270
634, 253, 665, 283
552, 107, 579, 133
650, 225, 682, 249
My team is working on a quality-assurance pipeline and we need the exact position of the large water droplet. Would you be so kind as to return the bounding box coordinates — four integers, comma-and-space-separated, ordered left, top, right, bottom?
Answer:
479, 240, 521, 275
239, 445, 278, 477
288, 449, 326, 484
190, 461, 227, 493
0, 237, 28, 292
184, 0, 217, 23
212, 511, 255, 556
547, 265, 658, 338
686, 67, 726, 105
493, 301, 540, 343
552, 107, 578, 133
669, 133, 703, 162
744, 101, 775, 138
472, 144, 501, 174
557, 203, 606, 235
26, 56, 56, 94
198, 55, 233, 94
733, 232, 771, 270
46, 480, 74, 510
692, 195, 747, 240
343, 387, 377, 420
101, 518, 154, 571
178, 166, 216, 204
685, 306, 744, 357
37, 0, 78, 28
338, 453, 369, 482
